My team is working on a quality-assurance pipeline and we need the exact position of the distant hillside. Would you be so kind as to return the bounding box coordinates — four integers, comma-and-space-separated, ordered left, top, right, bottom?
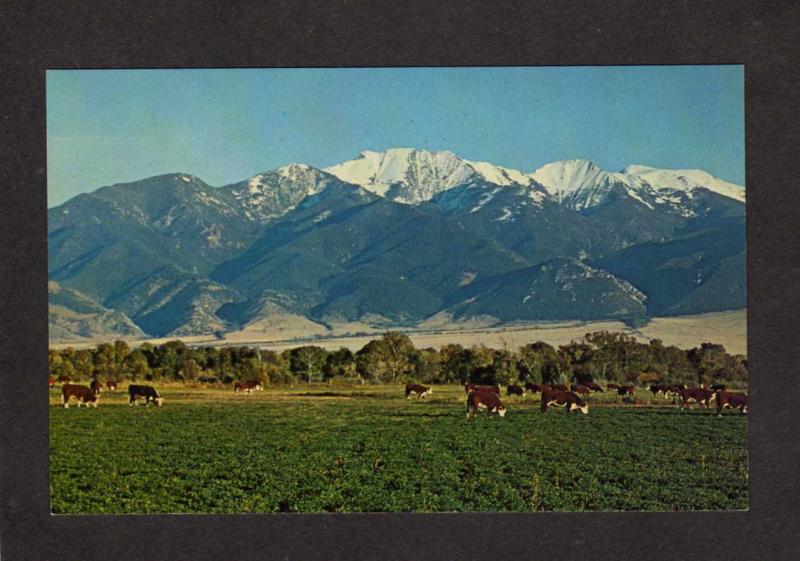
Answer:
48, 148, 745, 339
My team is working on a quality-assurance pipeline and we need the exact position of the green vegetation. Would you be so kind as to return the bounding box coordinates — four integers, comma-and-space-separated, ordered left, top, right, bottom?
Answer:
49, 385, 747, 513
48, 331, 748, 388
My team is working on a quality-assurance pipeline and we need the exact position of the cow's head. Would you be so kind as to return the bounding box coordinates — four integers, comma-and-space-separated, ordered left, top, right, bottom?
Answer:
497, 405, 507, 417
570, 400, 589, 415
155, 397, 164, 406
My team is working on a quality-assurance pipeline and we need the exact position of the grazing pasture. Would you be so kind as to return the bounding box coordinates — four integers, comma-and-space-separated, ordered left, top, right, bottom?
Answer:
50, 385, 747, 513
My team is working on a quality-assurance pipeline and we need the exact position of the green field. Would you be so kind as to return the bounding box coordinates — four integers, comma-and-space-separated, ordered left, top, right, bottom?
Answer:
50, 385, 748, 513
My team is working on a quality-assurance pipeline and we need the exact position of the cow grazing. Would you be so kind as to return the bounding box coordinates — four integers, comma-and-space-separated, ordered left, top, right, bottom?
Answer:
61, 384, 99, 408
128, 384, 164, 406
585, 382, 604, 392
106, 380, 118, 392
524, 382, 550, 394
716, 391, 747, 416
234, 380, 263, 394
606, 383, 620, 391
540, 388, 588, 415
507, 384, 525, 396
405, 383, 431, 399
465, 383, 500, 395
466, 390, 506, 418
90, 380, 103, 394
571, 384, 590, 395
677, 387, 716, 410
617, 385, 635, 397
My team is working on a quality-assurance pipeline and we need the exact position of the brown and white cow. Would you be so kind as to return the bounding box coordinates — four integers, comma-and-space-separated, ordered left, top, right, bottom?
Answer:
61, 384, 99, 408
466, 390, 506, 418
465, 383, 500, 395
405, 383, 431, 399
606, 383, 620, 391
649, 383, 668, 397
507, 384, 525, 396
234, 380, 263, 394
128, 384, 163, 406
585, 382, 604, 392
571, 384, 590, 396
716, 390, 747, 416
677, 387, 716, 409
89, 380, 103, 394
540, 388, 588, 415
617, 385, 635, 397
106, 380, 118, 392
56, 374, 71, 386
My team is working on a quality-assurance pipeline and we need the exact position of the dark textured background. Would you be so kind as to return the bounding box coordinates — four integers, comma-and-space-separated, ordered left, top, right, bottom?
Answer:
1, 1, 799, 560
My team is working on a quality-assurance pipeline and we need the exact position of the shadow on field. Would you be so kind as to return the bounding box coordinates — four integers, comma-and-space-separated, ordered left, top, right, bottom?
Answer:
387, 412, 455, 418
286, 391, 394, 399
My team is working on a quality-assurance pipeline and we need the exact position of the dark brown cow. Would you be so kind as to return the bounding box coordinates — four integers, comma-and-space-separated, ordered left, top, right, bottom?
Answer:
677, 387, 716, 409
585, 382, 604, 392
466, 390, 506, 418
524, 383, 550, 394
571, 384, 590, 395
606, 383, 620, 391
465, 383, 500, 395
617, 385, 635, 396
90, 380, 103, 394
540, 388, 589, 414
106, 380, 118, 392
507, 384, 525, 396
649, 383, 668, 396
61, 384, 99, 408
716, 391, 747, 416
128, 384, 163, 406
551, 383, 569, 392
405, 383, 431, 399
234, 380, 263, 394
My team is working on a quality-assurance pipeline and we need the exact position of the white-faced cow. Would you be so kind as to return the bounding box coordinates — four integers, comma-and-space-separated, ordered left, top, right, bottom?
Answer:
716, 390, 747, 416
89, 380, 103, 395
540, 388, 588, 415
405, 383, 431, 399
128, 384, 164, 406
466, 390, 506, 418
61, 384, 99, 408
106, 380, 118, 392
234, 380, 263, 394
677, 387, 715, 410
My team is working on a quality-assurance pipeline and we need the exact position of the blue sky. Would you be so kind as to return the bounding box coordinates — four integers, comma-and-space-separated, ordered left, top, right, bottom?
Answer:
47, 66, 744, 207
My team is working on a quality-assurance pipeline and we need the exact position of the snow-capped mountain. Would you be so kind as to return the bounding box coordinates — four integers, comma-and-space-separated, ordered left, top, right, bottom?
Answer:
325, 148, 744, 215
48, 147, 746, 339
223, 163, 339, 221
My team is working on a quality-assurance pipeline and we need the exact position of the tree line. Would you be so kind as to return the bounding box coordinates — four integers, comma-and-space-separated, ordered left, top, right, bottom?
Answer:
48, 331, 747, 388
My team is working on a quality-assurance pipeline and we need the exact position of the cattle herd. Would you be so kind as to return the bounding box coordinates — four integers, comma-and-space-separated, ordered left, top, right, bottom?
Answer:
50, 374, 746, 418
405, 381, 747, 418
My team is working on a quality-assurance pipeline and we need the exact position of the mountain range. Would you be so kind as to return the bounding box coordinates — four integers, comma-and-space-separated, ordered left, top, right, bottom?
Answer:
48, 148, 745, 340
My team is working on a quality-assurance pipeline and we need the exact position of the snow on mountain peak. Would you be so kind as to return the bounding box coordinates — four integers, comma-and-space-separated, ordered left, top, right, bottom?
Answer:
621, 164, 745, 202
325, 148, 535, 204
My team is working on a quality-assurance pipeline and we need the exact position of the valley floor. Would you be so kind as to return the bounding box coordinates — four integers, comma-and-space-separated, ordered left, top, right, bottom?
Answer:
50, 309, 746, 354
50, 384, 747, 513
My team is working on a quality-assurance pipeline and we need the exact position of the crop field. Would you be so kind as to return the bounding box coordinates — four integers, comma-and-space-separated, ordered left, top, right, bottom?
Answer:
50, 385, 747, 513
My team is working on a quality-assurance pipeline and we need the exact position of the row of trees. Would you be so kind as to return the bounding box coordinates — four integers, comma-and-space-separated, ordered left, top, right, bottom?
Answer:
48, 331, 747, 388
